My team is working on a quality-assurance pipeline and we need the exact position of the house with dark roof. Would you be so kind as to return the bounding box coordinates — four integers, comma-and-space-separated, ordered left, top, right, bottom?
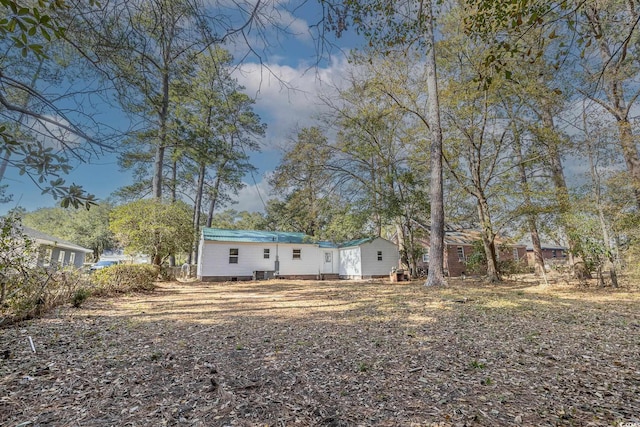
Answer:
523, 241, 568, 267
197, 228, 400, 281
21, 226, 93, 269
397, 222, 527, 277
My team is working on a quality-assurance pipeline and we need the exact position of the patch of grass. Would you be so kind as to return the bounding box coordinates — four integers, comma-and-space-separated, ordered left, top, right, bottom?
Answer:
357, 361, 369, 372
525, 331, 540, 342
470, 360, 486, 370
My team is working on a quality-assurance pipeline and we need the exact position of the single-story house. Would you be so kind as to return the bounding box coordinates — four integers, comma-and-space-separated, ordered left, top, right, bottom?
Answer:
21, 226, 93, 269
197, 228, 400, 282
397, 222, 527, 277
524, 241, 568, 267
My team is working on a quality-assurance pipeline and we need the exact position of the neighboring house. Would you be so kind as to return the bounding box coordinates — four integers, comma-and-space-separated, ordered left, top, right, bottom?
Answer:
338, 237, 401, 279
21, 226, 93, 269
197, 228, 400, 282
524, 242, 568, 267
399, 223, 527, 277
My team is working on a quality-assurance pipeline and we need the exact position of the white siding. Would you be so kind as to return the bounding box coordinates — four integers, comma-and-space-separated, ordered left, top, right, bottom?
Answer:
339, 246, 362, 278
359, 238, 400, 277
277, 244, 336, 276
197, 234, 397, 280
198, 242, 279, 278
197, 241, 339, 278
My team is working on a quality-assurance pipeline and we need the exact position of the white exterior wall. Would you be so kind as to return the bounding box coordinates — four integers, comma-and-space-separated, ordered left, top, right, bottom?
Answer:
359, 238, 400, 277
196, 234, 397, 280
339, 246, 362, 278
197, 241, 339, 278
198, 242, 278, 278
276, 244, 338, 276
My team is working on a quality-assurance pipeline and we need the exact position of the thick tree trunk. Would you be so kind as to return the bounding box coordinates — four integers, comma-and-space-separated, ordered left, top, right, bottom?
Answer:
476, 196, 500, 282
192, 163, 206, 264
152, 139, 166, 199
396, 222, 407, 267
513, 125, 545, 275
168, 158, 178, 267
152, 70, 170, 199
586, 126, 619, 288
405, 220, 420, 278
170, 159, 177, 203
207, 173, 223, 228
584, 5, 640, 210
529, 225, 546, 276
424, 1, 446, 287
541, 107, 587, 278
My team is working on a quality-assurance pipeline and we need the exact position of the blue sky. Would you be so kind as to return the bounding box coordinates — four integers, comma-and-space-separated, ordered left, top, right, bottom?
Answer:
0, 1, 358, 215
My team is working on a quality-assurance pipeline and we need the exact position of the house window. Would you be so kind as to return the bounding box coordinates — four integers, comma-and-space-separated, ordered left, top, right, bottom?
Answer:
264, 249, 270, 259
69, 253, 76, 265
229, 248, 239, 264
512, 248, 519, 261
58, 250, 66, 266
325, 252, 332, 263
552, 249, 557, 258
293, 249, 301, 260
42, 247, 53, 267
422, 253, 429, 263
377, 250, 383, 261
457, 246, 465, 261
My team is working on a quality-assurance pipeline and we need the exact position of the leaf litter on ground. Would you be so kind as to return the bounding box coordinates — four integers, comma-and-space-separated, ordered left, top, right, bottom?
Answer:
1, 275, 639, 426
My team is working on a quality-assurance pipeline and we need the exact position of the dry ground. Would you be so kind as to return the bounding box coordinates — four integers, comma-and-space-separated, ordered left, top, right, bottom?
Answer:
1, 276, 639, 426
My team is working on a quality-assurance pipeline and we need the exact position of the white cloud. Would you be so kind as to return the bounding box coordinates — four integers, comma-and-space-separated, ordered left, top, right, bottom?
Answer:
234, 56, 350, 150
25, 115, 82, 151
233, 175, 273, 212
228, 56, 351, 211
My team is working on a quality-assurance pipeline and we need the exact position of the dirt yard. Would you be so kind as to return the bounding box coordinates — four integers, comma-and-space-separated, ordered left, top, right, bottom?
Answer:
1, 277, 639, 426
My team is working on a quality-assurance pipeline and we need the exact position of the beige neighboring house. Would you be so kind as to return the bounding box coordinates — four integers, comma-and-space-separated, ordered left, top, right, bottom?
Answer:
21, 226, 93, 269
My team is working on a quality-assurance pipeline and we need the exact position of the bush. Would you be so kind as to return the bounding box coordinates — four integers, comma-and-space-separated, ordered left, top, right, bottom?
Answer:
72, 288, 90, 308
1, 268, 92, 325
497, 259, 529, 277
158, 265, 176, 282
90, 264, 159, 295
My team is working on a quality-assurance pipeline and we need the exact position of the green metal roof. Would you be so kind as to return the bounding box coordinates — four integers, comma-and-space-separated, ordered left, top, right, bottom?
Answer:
202, 228, 334, 245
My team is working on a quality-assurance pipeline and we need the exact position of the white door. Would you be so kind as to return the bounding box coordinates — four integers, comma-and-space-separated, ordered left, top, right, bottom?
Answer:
323, 252, 333, 273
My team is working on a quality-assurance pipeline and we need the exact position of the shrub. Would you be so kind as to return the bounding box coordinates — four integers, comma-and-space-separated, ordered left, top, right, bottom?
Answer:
497, 259, 529, 277
72, 288, 90, 308
158, 265, 176, 282
90, 264, 159, 295
1, 268, 92, 325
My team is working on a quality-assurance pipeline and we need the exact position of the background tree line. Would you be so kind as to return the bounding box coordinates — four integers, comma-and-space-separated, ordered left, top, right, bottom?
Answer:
2, 0, 640, 284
